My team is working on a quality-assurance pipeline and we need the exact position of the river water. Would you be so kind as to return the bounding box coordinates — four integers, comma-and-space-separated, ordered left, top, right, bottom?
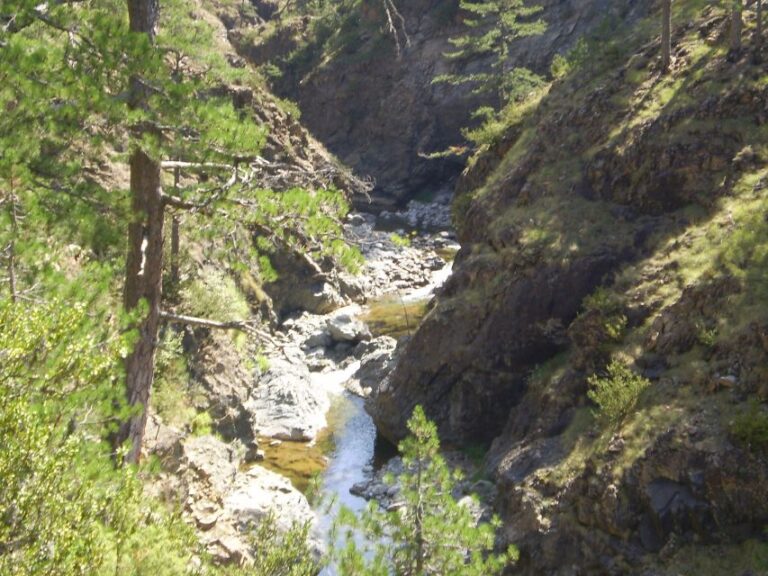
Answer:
257, 241, 456, 573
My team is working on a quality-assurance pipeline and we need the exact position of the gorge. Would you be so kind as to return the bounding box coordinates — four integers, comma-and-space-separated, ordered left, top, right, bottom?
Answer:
3, 0, 768, 574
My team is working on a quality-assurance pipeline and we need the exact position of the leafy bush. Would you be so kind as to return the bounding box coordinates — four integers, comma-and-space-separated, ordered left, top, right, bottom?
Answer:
153, 330, 196, 428
588, 360, 650, 426
227, 513, 318, 576
582, 287, 627, 342
190, 411, 214, 436
0, 299, 199, 575
390, 233, 411, 248
333, 406, 516, 575
181, 269, 251, 322
0, 298, 318, 575
550, 52, 571, 79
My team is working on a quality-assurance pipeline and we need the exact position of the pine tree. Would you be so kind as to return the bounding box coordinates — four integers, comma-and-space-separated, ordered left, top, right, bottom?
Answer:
334, 406, 516, 576
434, 0, 546, 109
1, 0, 362, 464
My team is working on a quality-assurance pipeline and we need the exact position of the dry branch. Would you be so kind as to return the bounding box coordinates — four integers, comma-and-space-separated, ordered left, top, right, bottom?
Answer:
160, 311, 277, 344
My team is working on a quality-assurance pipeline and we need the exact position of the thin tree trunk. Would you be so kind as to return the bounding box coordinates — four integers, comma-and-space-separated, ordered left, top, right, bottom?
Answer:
756, 0, 763, 62
731, 0, 743, 57
415, 456, 425, 575
661, 0, 672, 72
7, 184, 18, 303
117, 0, 163, 465
171, 215, 180, 285
170, 167, 180, 286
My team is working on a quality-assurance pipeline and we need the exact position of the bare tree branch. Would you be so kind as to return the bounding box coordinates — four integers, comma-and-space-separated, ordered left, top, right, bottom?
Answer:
382, 0, 410, 59
160, 311, 277, 344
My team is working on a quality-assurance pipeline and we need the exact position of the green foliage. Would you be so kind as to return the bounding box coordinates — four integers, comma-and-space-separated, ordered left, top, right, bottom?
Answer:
433, 0, 547, 150
333, 406, 515, 575
256, 354, 271, 374
248, 187, 363, 274
223, 514, 318, 576
553, 16, 631, 80
0, 297, 322, 575
582, 287, 627, 342
695, 321, 718, 348
731, 401, 768, 453
550, 53, 570, 79
153, 329, 197, 428
0, 298, 200, 575
434, 0, 546, 106
588, 360, 651, 427
181, 269, 251, 322
390, 233, 411, 248
190, 411, 214, 436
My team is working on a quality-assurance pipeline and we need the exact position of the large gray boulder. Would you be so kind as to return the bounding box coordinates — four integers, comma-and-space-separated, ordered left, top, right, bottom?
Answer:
327, 314, 372, 343
246, 356, 330, 441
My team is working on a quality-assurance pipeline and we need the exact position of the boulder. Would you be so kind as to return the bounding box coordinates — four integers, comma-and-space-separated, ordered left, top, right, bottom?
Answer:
224, 465, 315, 533
194, 332, 258, 442
246, 357, 330, 441
165, 435, 315, 565
265, 250, 348, 316
143, 412, 184, 464
348, 336, 398, 397
327, 314, 372, 343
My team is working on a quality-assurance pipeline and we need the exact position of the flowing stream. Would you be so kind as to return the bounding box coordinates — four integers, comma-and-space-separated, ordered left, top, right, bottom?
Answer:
258, 234, 457, 573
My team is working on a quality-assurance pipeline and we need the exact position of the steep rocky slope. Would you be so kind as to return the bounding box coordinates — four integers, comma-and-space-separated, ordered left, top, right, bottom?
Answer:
370, 2, 768, 573
222, 0, 651, 207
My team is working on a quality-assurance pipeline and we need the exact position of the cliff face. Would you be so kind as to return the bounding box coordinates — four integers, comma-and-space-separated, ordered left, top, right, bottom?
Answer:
229, 0, 650, 207
371, 2, 768, 573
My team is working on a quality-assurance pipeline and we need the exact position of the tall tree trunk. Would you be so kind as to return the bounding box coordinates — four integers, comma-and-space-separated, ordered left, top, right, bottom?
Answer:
117, 0, 163, 465
661, 0, 672, 72
756, 0, 764, 62
731, 0, 743, 57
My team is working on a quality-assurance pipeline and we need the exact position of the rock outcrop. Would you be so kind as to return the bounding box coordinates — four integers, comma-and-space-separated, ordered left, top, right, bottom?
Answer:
145, 431, 315, 565
227, 0, 651, 206
370, 3, 768, 573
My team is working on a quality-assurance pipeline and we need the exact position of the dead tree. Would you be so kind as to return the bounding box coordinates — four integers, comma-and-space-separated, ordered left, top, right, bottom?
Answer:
382, 0, 410, 58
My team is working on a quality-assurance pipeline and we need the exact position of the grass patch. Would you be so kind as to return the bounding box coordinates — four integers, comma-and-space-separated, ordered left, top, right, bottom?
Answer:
665, 539, 768, 575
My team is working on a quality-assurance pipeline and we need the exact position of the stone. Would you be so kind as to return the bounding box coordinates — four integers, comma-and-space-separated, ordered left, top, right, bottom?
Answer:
244, 441, 264, 463
143, 413, 184, 464
303, 329, 332, 350
246, 358, 330, 441
348, 336, 398, 397
264, 249, 348, 316
192, 330, 262, 442
326, 313, 372, 343
224, 465, 315, 533
183, 435, 239, 495
153, 434, 316, 566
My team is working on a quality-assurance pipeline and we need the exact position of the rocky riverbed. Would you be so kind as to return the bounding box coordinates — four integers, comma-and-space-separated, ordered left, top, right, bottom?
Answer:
144, 201, 459, 565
